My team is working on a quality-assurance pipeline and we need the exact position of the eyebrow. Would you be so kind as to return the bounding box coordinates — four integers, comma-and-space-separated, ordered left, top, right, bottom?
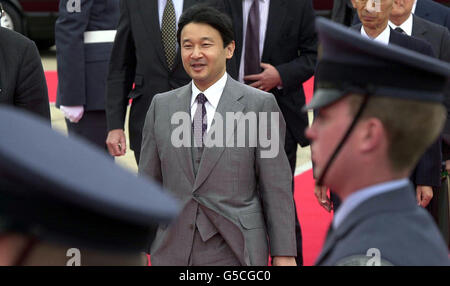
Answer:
182, 37, 215, 44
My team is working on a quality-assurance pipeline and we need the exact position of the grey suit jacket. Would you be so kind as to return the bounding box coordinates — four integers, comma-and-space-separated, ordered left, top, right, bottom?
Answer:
138, 75, 297, 265
316, 183, 450, 266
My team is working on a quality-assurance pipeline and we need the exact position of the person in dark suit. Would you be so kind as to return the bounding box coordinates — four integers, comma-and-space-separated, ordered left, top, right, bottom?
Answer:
0, 106, 179, 266
390, 0, 450, 61
106, 0, 226, 163
139, 5, 297, 266
55, 0, 120, 151
354, 0, 442, 208
0, 18, 50, 121
221, 0, 318, 266
353, 0, 450, 30
390, 0, 450, 247
306, 18, 450, 266
316, 0, 440, 213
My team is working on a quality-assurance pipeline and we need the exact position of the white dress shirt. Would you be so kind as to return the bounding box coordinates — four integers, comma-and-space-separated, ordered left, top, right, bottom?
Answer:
361, 24, 391, 45
332, 178, 410, 229
389, 12, 414, 36
239, 0, 270, 83
412, 0, 418, 14
158, 0, 184, 29
190, 72, 228, 132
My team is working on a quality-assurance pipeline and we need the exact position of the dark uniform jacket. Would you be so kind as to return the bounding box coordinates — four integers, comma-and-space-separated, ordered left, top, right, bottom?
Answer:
56, 0, 120, 111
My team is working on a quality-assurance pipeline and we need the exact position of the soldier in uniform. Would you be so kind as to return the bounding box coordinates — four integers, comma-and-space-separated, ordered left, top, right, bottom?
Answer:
306, 18, 450, 266
56, 0, 120, 151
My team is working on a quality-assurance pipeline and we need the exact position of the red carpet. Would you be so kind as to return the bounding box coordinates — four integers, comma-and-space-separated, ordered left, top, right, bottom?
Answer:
45, 72, 330, 265
45, 71, 58, 103
294, 169, 333, 265
44, 72, 315, 104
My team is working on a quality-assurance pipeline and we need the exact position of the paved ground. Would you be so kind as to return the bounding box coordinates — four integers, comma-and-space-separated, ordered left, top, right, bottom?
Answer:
40, 47, 312, 174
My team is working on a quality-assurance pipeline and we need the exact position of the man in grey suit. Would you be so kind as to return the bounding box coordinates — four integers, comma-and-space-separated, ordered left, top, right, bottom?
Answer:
138, 5, 297, 266
306, 18, 449, 266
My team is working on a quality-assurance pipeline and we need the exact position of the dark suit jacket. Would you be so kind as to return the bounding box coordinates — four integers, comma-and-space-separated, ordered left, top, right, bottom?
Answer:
222, 0, 318, 146
0, 28, 50, 121
352, 24, 442, 187
411, 15, 450, 160
106, 0, 228, 152
316, 183, 450, 265
353, 0, 450, 30
412, 14, 450, 61
409, 15, 450, 159
416, 0, 450, 31
56, 0, 120, 111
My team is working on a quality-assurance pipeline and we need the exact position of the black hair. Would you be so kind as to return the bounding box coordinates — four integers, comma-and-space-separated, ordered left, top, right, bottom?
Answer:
177, 4, 234, 47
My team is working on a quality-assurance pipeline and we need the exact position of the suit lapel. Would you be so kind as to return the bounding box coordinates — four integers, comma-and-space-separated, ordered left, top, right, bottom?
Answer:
261, 0, 287, 62
170, 83, 196, 186
412, 15, 427, 37
193, 76, 245, 191
137, 0, 168, 70
415, 0, 430, 20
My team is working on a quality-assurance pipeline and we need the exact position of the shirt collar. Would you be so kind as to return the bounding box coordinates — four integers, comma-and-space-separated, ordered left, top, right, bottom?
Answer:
361, 24, 391, 45
191, 72, 228, 109
332, 178, 410, 229
388, 12, 413, 36
412, 0, 417, 14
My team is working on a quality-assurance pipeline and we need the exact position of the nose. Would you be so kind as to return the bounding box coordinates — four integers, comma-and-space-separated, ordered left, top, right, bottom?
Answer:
191, 45, 202, 59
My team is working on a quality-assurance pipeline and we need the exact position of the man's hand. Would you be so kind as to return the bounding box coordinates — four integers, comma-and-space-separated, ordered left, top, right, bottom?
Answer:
244, 63, 282, 92
272, 256, 297, 266
314, 185, 332, 212
416, 185, 433, 207
106, 129, 127, 157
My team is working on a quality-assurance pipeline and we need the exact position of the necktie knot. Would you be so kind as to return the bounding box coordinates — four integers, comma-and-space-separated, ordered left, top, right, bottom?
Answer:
196, 93, 207, 105
394, 27, 406, 35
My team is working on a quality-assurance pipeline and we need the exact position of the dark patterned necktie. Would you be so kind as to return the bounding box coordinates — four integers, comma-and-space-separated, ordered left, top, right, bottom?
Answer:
193, 93, 208, 147
161, 0, 177, 69
244, 0, 260, 84
394, 27, 407, 35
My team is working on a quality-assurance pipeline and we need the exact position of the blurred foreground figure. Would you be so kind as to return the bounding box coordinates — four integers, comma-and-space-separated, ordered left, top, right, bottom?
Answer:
0, 107, 179, 266
306, 18, 450, 266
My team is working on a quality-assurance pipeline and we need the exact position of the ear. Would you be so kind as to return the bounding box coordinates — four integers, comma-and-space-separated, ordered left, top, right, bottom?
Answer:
351, 0, 358, 8
225, 40, 235, 60
357, 118, 385, 153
